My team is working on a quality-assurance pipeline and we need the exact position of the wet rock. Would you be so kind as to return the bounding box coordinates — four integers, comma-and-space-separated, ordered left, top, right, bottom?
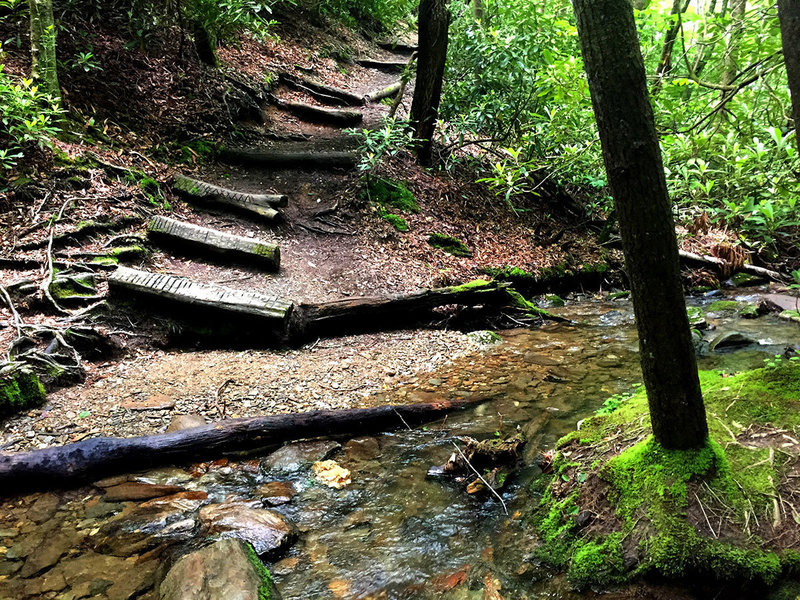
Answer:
103, 481, 187, 502
24, 570, 67, 595
198, 504, 296, 556
258, 482, 297, 507
577, 510, 593, 528
311, 460, 351, 489
0, 558, 22, 576
139, 490, 209, 510
344, 437, 381, 462
19, 531, 74, 577
84, 500, 125, 519
94, 474, 130, 488
160, 539, 280, 600
686, 306, 707, 330
28, 493, 60, 523
466, 330, 503, 346
260, 440, 341, 474
709, 331, 758, 352
763, 293, 799, 313
91, 503, 199, 556
167, 414, 206, 432
105, 560, 158, 600
271, 556, 300, 576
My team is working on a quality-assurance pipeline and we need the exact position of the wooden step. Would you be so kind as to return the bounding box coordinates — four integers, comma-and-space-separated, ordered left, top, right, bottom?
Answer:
274, 99, 363, 126
220, 147, 357, 170
377, 41, 418, 53
173, 175, 285, 222
355, 58, 407, 71
109, 266, 293, 324
147, 216, 280, 271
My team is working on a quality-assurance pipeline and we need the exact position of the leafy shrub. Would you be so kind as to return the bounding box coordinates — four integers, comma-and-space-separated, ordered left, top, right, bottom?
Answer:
0, 63, 62, 171
347, 118, 417, 172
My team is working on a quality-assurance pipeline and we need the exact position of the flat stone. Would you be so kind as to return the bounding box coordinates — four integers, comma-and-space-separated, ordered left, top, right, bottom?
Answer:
763, 293, 799, 312
103, 481, 187, 502
19, 531, 73, 577
198, 504, 296, 556
106, 559, 158, 600
27, 493, 60, 523
0, 558, 22, 576
167, 414, 207, 432
84, 500, 125, 520
344, 437, 381, 462
260, 440, 341, 474
709, 331, 759, 352
257, 482, 297, 507
91, 503, 199, 556
94, 474, 130, 488
160, 538, 280, 600
24, 571, 67, 595
139, 490, 209, 511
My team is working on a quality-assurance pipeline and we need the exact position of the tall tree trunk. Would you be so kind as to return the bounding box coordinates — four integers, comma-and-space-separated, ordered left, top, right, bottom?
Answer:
690, 0, 718, 78
194, 21, 219, 67
572, 0, 709, 450
778, 0, 800, 155
652, 0, 692, 94
410, 0, 450, 166
29, 0, 61, 102
722, 0, 746, 87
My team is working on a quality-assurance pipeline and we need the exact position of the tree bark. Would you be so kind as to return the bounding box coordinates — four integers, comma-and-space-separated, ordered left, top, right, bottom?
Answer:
194, 21, 218, 67
573, 0, 708, 449
652, 0, 692, 94
29, 0, 61, 102
778, 0, 800, 155
722, 0, 746, 87
0, 397, 488, 492
410, 0, 450, 166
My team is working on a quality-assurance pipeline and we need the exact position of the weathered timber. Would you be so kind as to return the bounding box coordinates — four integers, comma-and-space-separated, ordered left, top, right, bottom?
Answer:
173, 174, 285, 223
355, 58, 408, 71
678, 250, 784, 282
291, 281, 510, 339
0, 397, 489, 491
220, 147, 357, 170
147, 216, 280, 271
108, 266, 292, 324
279, 72, 363, 106
377, 40, 418, 53
273, 98, 363, 126
363, 81, 402, 104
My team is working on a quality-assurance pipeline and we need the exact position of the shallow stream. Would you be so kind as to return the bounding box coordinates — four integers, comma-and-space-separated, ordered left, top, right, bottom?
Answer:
1, 292, 797, 600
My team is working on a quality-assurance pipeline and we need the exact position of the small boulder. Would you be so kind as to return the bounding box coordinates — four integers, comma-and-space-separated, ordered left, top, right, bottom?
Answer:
257, 481, 297, 507
344, 437, 381, 462
198, 504, 296, 556
167, 414, 206, 432
709, 331, 758, 352
160, 539, 281, 600
260, 440, 341, 474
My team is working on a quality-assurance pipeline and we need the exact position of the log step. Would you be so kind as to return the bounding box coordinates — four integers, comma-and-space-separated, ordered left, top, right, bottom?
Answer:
109, 266, 293, 324
274, 99, 363, 126
147, 216, 280, 271
279, 73, 364, 107
220, 147, 357, 170
173, 175, 285, 222
377, 40, 418, 53
364, 82, 402, 104
355, 58, 407, 71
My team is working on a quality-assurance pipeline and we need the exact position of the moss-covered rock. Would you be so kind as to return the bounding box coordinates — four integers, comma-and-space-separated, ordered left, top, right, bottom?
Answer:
0, 363, 46, 417
364, 177, 420, 213
534, 363, 800, 591
427, 233, 471, 257
707, 300, 745, 313
49, 272, 97, 301
381, 212, 409, 232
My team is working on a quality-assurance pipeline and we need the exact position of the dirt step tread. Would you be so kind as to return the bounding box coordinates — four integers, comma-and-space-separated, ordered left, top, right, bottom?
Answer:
147, 216, 280, 271
109, 266, 293, 322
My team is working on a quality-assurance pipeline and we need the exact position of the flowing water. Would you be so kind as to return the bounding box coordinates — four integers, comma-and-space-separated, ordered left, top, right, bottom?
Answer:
1, 293, 797, 600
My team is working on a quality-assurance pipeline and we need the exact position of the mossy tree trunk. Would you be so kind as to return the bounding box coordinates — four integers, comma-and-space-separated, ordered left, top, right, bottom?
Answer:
410, 0, 450, 166
29, 0, 61, 102
778, 0, 800, 155
573, 0, 709, 449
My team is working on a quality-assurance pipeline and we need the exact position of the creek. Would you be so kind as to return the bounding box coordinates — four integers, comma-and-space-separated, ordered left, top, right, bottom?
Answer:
0, 292, 797, 600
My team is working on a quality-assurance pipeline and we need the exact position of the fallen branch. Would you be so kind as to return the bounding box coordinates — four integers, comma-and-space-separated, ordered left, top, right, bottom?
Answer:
0, 396, 489, 492
678, 250, 784, 282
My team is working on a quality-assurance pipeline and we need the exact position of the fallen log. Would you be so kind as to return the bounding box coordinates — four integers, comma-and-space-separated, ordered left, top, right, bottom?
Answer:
273, 98, 363, 126
291, 280, 511, 339
147, 216, 280, 271
678, 250, 785, 282
355, 58, 407, 71
173, 174, 285, 222
220, 147, 357, 170
363, 81, 402, 104
0, 397, 489, 491
278, 72, 364, 106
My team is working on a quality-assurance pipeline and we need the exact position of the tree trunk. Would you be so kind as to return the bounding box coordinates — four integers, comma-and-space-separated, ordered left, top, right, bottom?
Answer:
194, 21, 218, 67
0, 397, 487, 492
722, 0, 746, 87
410, 0, 450, 166
29, 0, 60, 102
652, 0, 692, 94
778, 0, 800, 155
573, 0, 708, 449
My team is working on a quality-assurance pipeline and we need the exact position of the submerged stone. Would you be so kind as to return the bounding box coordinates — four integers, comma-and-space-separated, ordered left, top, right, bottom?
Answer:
198, 504, 296, 556
260, 440, 341, 474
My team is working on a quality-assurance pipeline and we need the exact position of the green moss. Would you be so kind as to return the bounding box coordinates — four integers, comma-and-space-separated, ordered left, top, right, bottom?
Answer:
50, 274, 97, 300
91, 256, 119, 266
740, 304, 760, 318
244, 543, 276, 600
445, 279, 494, 292
607, 291, 630, 300
779, 309, 800, 323
427, 233, 472, 257
483, 265, 536, 281
381, 213, 409, 232
253, 243, 279, 258
0, 366, 46, 417
505, 288, 560, 320
534, 363, 800, 589
364, 177, 420, 213
545, 294, 565, 307
707, 300, 743, 313
686, 306, 706, 327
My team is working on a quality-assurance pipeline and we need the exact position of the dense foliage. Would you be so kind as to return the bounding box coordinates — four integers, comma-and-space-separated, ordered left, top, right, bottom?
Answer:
442, 0, 800, 253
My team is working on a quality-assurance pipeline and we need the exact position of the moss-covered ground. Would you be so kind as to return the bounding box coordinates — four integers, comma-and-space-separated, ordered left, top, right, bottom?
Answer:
534, 362, 800, 591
